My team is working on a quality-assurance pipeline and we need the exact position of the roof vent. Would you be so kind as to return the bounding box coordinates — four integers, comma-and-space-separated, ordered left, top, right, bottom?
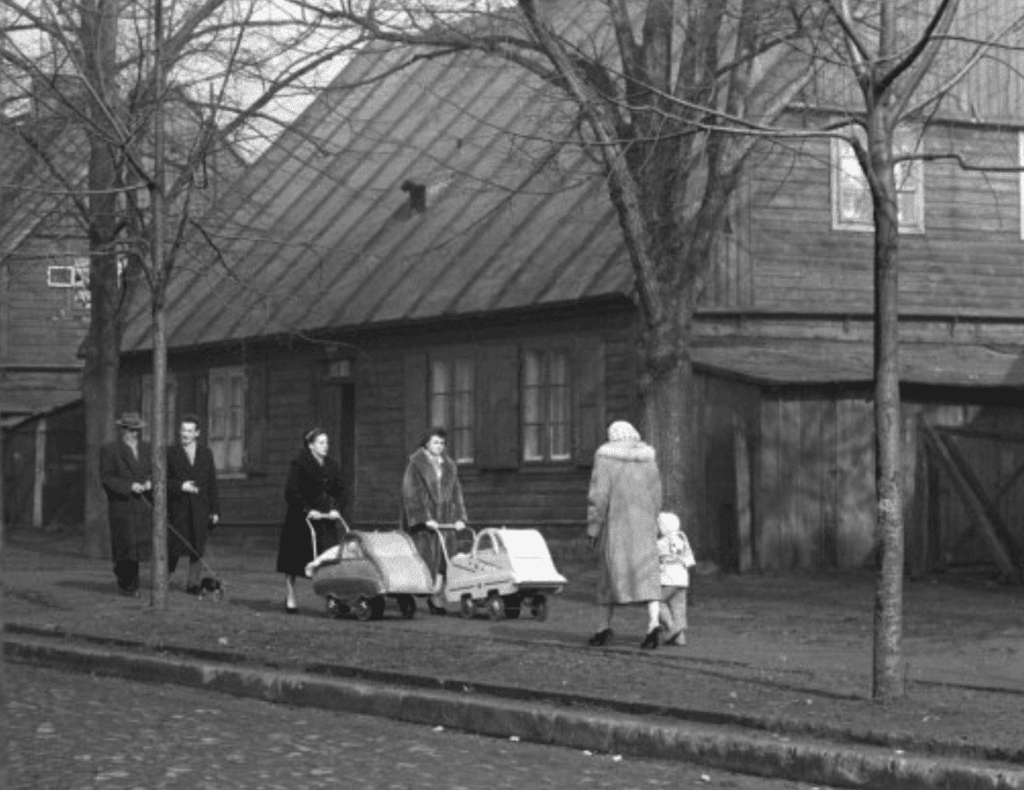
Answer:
401, 180, 427, 213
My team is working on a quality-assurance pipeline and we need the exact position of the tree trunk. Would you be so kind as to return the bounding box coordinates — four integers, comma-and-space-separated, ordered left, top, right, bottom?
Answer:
81, 287, 119, 559
80, 0, 121, 560
869, 122, 906, 701
150, 296, 169, 609
639, 324, 697, 533
150, 0, 169, 609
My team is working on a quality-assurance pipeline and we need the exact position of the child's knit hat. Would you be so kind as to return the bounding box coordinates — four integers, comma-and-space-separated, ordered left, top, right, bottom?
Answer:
657, 511, 680, 538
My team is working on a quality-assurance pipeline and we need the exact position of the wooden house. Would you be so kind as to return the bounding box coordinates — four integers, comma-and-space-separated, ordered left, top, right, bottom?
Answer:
115, 3, 1024, 576
0, 108, 90, 425
0, 82, 244, 529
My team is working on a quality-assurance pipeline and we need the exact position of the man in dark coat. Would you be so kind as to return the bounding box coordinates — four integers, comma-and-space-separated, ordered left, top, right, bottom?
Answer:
167, 414, 220, 594
100, 412, 153, 595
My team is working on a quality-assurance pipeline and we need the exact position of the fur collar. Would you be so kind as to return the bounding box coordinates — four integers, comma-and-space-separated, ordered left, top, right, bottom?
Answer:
596, 440, 656, 462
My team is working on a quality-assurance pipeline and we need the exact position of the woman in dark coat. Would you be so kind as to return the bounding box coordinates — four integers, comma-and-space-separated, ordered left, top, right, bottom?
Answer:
99, 412, 153, 595
276, 428, 344, 613
400, 427, 467, 600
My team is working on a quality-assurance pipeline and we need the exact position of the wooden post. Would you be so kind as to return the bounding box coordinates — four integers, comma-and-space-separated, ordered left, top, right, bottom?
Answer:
32, 418, 47, 528
734, 416, 752, 573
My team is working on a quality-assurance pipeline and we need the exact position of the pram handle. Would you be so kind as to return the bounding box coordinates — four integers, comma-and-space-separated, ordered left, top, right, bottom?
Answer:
305, 512, 350, 558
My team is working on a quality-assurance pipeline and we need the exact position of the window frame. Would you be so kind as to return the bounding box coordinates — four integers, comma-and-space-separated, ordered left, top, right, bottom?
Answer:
831, 126, 925, 234
428, 352, 475, 465
208, 365, 246, 475
521, 345, 573, 465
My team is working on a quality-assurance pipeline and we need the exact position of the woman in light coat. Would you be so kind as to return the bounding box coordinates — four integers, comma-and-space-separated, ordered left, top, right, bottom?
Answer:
586, 420, 663, 649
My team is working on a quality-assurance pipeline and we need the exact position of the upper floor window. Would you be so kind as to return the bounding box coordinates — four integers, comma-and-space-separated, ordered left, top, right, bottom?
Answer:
140, 373, 177, 445
522, 348, 571, 463
430, 356, 474, 464
832, 126, 924, 233
209, 366, 245, 473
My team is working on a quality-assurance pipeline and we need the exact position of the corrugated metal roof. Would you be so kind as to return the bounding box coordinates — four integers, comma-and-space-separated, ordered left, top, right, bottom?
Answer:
121, 31, 633, 352
0, 121, 87, 265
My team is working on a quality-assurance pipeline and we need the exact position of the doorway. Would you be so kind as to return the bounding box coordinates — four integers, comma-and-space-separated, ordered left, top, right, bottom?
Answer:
315, 363, 356, 524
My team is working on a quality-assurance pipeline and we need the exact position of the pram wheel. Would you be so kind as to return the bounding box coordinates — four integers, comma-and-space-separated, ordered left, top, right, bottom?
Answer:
355, 595, 385, 621
503, 594, 521, 619
326, 596, 348, 619
530, 595, 548, 621
397, 595, 417, 619
486, 592, 504, 621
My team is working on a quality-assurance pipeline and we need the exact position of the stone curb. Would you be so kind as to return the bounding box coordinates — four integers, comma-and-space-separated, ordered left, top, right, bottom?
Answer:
8, 621, 1023, 768
6, 635, 1024, 790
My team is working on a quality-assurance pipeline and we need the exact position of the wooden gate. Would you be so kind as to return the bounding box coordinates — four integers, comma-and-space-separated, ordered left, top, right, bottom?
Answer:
919, 418, 1024, 583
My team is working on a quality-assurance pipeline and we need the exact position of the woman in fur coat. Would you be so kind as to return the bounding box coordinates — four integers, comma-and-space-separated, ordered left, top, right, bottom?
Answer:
586, 420, 663, 649
400, 428, 467, 602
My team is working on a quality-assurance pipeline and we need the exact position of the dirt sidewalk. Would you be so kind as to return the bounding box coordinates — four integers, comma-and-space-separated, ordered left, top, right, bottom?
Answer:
3, 524, 1023, 765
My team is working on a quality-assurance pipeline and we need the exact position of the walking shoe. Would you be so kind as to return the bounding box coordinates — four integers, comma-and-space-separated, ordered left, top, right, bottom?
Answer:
640, 626, 661, 649
185, 584, 201, 595
587, 628, 613, 647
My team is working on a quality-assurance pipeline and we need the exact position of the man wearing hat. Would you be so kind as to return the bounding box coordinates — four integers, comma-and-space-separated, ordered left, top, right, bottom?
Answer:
100, 412, 153, 595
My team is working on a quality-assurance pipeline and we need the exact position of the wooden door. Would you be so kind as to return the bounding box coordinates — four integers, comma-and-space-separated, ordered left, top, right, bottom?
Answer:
316, 380, 356, 523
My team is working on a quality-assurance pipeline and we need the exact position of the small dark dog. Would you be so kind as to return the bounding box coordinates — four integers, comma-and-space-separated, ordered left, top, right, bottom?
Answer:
200, 577, 223, 594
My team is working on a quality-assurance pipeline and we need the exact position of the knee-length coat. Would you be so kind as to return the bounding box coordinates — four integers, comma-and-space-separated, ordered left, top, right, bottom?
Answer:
100, 439, 153, 563
399, 447, 467, 530
167, 443, 220, 560
586, 438, 662, 604
276, 448, 344, 576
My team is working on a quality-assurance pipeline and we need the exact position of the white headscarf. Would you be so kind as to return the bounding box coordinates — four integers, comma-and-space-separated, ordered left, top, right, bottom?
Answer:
607, 420, 641, 443
658, 511, 681, 537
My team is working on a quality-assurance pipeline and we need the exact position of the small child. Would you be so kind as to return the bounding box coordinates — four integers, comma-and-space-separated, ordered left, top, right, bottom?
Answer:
657, 512, 696, 646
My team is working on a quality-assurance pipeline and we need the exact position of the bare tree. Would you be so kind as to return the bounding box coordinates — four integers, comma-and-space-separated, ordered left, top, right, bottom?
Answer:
1, 0, 359, 606
794, 0, 1024, 699
302, 0, 814, 537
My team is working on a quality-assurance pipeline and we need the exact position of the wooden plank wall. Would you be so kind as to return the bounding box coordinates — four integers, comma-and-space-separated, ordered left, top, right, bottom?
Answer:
746, 125, 1023, 315
690, 373, 759, 568
171, 306, 640, 535
755, 393, 882, 571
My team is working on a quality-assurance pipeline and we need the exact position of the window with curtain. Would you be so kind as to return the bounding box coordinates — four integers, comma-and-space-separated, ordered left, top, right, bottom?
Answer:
522, 348, 571, 463
429, 356, 474, 463
208, 366, 246, 473
832, 126, 924, 233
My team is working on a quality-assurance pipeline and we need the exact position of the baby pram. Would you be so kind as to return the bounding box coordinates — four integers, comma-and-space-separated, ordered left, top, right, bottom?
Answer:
307, 516, 436, 621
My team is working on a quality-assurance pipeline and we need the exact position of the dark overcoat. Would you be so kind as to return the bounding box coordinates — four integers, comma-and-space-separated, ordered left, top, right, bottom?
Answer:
586, 439, 662, 604
276, 448, 344, 576
100, 439, 153, 563
399, 447, 467, 530
167, 443, 220, 560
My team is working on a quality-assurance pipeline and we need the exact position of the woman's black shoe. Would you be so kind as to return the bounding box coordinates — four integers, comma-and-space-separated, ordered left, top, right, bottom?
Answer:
640, 627, 661, 650
285, 602, 299, 614
186, 584, 201, 596
588, 628, 613, 647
